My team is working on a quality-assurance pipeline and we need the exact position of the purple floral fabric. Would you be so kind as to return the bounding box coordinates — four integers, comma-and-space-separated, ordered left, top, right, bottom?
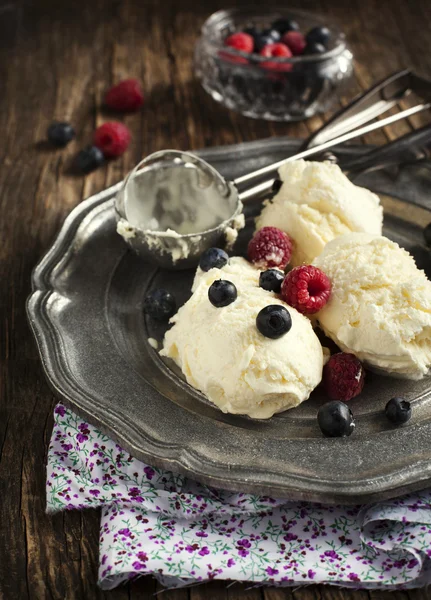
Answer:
47, 404, 431, 591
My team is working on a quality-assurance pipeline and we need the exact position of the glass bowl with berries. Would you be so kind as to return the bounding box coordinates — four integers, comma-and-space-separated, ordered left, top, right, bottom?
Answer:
194, 7, 353, 121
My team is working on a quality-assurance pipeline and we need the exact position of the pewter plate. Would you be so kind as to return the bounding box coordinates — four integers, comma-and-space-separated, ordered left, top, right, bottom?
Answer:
27, 138, 431, 504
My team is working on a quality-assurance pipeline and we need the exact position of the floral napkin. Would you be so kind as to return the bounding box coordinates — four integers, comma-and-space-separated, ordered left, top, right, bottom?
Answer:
47, 404, 431, 591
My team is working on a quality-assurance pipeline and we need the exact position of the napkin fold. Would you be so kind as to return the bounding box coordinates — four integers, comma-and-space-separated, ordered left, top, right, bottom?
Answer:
47, 404, 431, 591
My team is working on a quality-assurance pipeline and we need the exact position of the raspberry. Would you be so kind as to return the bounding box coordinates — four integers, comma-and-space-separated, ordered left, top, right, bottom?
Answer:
282, 31, 306, 56
259, 43, 293, 71
224, 32, 254, 53
248, 227, 293, 270
105, 79, 144, 112
94, 122, 131, 158
323, 353, 365, 402
281, 265, 331, 315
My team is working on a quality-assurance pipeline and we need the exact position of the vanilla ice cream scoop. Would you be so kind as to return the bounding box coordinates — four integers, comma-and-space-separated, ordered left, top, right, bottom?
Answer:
161, 260, 323, 419
255, 160, 383, 266
314, 233, 431, 380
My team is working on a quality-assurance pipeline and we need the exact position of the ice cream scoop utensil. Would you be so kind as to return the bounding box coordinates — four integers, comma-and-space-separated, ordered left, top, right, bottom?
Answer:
338, 123, 431, 176
116, 70, 431, 269
302, 69, 431, 150
236, 102, 431, 201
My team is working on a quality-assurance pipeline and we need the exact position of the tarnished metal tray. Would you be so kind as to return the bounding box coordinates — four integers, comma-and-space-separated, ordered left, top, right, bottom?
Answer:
27, 138, 431, 504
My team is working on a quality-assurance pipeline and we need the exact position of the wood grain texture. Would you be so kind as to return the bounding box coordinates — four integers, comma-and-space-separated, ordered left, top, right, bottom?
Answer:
0, 0, 430, 598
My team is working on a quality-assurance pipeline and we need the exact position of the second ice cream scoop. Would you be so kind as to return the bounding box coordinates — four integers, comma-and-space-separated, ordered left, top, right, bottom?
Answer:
313, 233, 431, 380
256, 160, 383, 265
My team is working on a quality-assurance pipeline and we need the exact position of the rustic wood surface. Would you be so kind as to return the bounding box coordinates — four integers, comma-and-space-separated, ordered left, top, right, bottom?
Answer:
1, 0, 430, 598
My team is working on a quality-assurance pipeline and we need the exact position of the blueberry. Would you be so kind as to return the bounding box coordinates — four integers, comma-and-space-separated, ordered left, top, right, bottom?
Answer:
259, 270, 285, 293
306, 26, 331, 47
303, 42, 327, 55
317, 401, 355, 438
385, 397, 412, 425
47, 121, 75, 147
244, 26, 259, 50
262, 28, 281, 42
271, 18, 300, 34
424, 223, 431, 247
256, 305, 292, 339
144, 289, 176, 321
75, 146, 105, 173
254, 33, 278, 52
208, 280, 237, 307
199, 247, 229, 272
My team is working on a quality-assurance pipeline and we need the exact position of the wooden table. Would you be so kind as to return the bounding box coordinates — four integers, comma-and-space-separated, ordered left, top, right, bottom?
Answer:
1, 0, 430, 598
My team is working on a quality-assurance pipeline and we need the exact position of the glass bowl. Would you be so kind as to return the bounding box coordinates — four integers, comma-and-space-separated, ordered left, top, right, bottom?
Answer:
194, 7, 353, 121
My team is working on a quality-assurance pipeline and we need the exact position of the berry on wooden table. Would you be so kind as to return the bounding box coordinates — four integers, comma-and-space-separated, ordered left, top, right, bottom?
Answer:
75, 146, 104, 173
94, 122, 131, 158
47, 122, 75, 146
105, 79, 144, 112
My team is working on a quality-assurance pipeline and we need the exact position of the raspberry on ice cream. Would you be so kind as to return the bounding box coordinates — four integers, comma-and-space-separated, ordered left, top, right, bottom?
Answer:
281, 265, 331, 315
248, 227, 293, 269
105, 79, 144, 112
323, 352, 365, 402
94, 122, 131, 158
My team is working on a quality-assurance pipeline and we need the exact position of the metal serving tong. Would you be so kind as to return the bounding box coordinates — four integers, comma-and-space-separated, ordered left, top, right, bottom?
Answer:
116, 69, 431, 269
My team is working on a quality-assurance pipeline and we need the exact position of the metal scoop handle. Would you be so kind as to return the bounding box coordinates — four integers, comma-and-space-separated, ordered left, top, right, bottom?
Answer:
235, 101, 431, 202
340, 123, 431, 175
302, 69, 417, 149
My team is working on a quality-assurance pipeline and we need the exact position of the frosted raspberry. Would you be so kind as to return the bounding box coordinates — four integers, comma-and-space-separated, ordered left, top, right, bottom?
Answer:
248, 227, 293, 269
281, 265, 331, 315
323, 353, 365, 402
